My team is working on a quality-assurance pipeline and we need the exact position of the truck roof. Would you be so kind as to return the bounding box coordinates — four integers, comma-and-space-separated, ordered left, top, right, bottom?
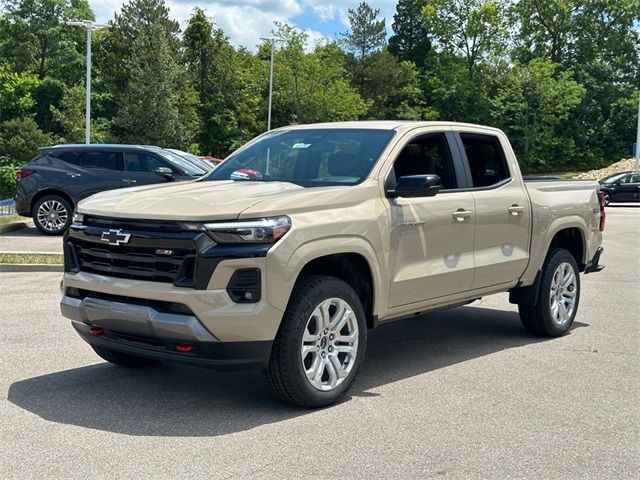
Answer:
276, 120, 504, 134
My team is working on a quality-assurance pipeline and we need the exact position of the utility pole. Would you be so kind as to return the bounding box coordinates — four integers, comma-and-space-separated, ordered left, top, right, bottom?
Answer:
66, 20, 110, 144
635, 30, 640, 171
259, 37, 284, 131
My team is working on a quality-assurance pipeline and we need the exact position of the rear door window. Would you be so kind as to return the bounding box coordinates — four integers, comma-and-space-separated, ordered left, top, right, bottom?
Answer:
459, 134, 510, 188
54, 151, 83, 166
79, 151, 121, 170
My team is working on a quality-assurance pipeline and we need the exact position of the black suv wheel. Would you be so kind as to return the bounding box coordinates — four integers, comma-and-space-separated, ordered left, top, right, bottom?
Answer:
33, 195, 72, 235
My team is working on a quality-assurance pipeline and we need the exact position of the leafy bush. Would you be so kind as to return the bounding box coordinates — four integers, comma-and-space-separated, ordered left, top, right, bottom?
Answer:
0, 156, 18, 199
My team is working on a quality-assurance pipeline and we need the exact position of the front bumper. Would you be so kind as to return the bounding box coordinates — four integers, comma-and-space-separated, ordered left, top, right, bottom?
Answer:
61, 294, 272, 370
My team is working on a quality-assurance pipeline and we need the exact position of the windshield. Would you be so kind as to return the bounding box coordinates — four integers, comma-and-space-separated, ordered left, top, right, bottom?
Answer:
168, 149, 213, 172
600, 172, 628, 183
156, 149, 206, 177
207, 128, 395, 187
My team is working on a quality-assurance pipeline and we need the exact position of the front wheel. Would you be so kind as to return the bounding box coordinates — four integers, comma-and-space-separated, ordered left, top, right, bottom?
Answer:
602, 191, 612, 206
518, 248, 580, 337
266, 275, 367, 408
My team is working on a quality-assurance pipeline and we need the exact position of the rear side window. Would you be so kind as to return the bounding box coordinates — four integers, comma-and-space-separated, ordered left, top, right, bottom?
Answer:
54, 151, 83, 166
81, 151, 120, 170
460, 134, 510, 188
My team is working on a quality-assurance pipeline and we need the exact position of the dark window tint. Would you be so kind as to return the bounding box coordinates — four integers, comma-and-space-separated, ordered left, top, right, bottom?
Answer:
393, 134, 457, 189
146, 154, 170, 172
619, 175, 633, 184
54, 151, 83, 166
460, 134, 510, 188
631, 174, 640, 183
80, 151, 120, 170
124, 152, 171, 173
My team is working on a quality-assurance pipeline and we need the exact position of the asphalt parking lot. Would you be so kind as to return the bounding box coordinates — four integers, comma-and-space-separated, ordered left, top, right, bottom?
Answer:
1, 206, 638, 479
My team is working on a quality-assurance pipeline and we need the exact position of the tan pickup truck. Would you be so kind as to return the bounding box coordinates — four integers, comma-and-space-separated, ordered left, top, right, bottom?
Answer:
60, 122, 605, 407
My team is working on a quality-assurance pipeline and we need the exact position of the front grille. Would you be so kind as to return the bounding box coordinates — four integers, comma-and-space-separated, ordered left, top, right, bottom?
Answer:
71, 237, 194, 283
84, 215, 182, 232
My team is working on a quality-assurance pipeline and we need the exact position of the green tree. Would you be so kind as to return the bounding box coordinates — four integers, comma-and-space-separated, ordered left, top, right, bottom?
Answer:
389, 0, 431, 67
491, 59, 585, 171
107, 0, 197, 147
342, 2, 387, 60
265, 24, 366, 127
183, 8, 255, 156
0, 0, 92, 79
0, 62, 40, 121
423, 0, 506, 79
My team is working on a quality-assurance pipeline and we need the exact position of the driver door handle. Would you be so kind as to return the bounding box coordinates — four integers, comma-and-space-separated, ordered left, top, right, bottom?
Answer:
508, 205, 525, 216
452, 209, 472, 222
122, 179, 137, 184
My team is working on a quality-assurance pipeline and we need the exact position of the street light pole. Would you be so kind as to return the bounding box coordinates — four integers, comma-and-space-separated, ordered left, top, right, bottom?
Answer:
259, 37, 283, 131
635, 30, 640, 172
66, 20, 110, 144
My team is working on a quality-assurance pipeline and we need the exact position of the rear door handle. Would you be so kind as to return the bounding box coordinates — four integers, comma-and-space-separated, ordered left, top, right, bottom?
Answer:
66, 173, 81, 178
452, 209, 472, 222
122, 179, 137, 184
508, 205, 525, 216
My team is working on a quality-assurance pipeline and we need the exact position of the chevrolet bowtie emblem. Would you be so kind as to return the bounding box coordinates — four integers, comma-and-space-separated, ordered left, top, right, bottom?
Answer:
100, 229, 131, 246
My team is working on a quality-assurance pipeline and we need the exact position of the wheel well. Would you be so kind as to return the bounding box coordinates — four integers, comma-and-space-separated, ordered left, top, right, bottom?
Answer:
549, 228, 585, 271
30, 189, 74, 215
297, 253, 375, 328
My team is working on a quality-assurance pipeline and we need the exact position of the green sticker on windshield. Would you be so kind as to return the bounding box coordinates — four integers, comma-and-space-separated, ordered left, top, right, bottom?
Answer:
292, 143, 311, 149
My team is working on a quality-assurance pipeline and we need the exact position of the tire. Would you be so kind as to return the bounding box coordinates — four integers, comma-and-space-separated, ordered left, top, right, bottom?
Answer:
518, 248, 580, 337
602, 191, 612, 206
266, 275, 367, 408
32, 195, 72, 235
91, 345, 159, 368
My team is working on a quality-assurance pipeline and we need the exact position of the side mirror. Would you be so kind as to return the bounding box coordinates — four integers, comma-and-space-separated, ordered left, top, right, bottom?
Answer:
154, 166, 174, 180
387, 174, 442, 198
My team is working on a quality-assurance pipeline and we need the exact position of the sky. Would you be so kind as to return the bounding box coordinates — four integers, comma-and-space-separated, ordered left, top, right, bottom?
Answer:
89, 0, 398, 50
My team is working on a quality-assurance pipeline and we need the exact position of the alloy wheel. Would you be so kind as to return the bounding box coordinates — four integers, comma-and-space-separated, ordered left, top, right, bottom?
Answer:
549, 262, 577, 326
301, 297, 359, 391
37, 200, 68, 232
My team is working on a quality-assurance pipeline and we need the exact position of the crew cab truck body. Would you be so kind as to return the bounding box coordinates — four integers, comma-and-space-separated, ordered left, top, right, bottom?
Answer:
60, 122, 604, 407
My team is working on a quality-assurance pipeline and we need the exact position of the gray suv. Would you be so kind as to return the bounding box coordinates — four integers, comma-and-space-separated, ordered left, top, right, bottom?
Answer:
15, 144, 206, 235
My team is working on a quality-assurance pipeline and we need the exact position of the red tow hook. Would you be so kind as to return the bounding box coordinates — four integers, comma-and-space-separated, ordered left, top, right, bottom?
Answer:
175, 343, 193, 353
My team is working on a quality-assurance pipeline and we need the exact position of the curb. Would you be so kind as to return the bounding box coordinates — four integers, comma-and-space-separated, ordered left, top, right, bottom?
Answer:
0, 222, 27, 234
0, 263, 63, 273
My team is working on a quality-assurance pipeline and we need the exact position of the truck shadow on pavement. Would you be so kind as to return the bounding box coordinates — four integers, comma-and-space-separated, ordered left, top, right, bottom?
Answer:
7, 305, 586, 437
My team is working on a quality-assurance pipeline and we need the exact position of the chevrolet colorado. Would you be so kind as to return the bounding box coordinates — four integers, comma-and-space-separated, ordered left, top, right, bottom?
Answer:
60, 122, 605, 407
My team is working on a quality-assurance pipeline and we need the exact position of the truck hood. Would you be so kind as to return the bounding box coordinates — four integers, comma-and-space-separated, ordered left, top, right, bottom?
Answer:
78, 180, 307, 221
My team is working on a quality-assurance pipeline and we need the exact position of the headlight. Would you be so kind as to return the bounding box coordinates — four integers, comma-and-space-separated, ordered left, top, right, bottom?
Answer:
72, 212, 84, 224
201, 216, 291, 244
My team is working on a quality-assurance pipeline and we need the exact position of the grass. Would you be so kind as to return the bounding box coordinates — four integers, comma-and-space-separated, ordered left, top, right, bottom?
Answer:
0, 253, 63, 264
0, 214, 23, 225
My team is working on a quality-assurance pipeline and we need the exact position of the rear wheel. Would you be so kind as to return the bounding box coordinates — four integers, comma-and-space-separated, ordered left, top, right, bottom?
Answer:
91, 345, 159, 368
266, 275, 367, 408
32, 195, 72, 235
518, 248, 580, 337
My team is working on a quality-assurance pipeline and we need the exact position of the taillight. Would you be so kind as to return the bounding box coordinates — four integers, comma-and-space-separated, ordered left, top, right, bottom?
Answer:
16, 168, 35, 180
598, 192, 606, 231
